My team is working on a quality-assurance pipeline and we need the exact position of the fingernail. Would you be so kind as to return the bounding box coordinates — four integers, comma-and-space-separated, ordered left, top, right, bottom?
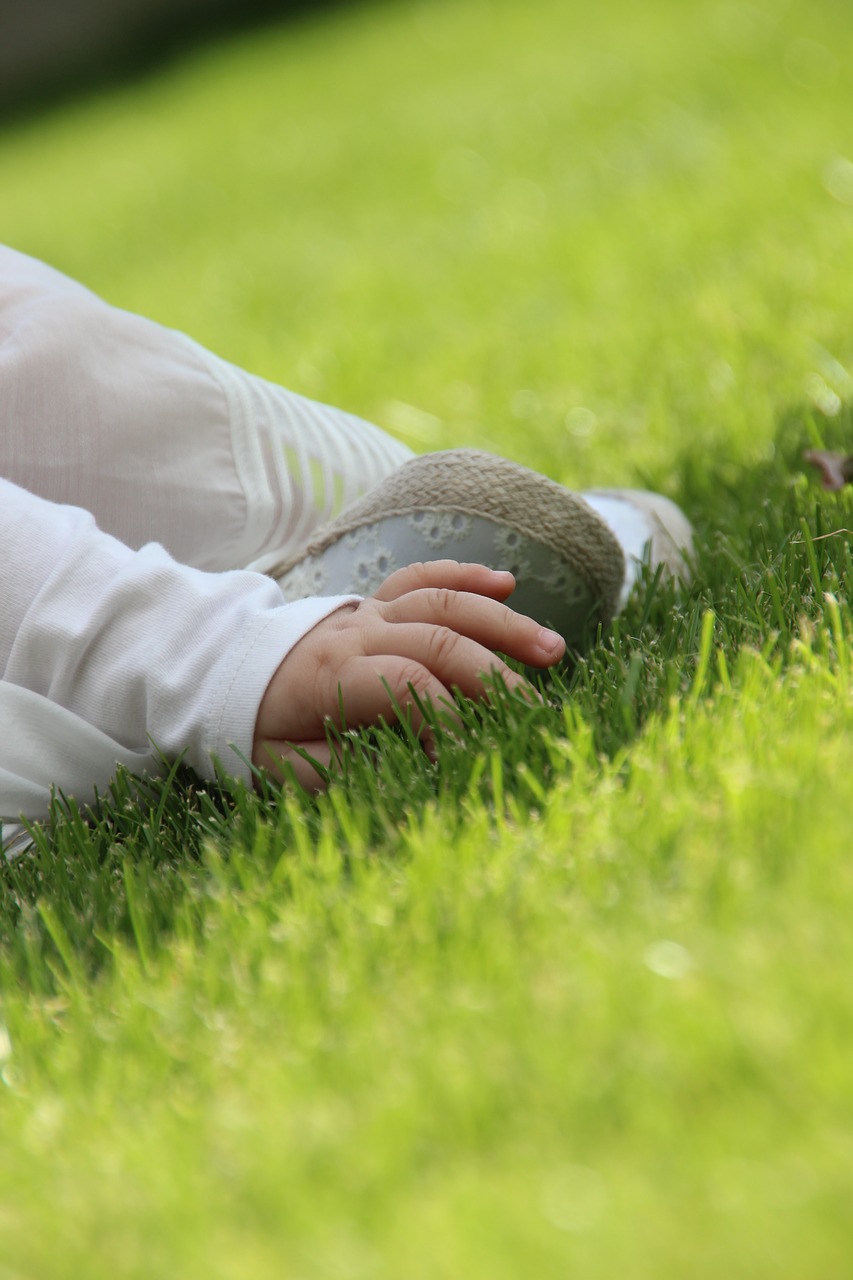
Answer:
537, 627, 565, 656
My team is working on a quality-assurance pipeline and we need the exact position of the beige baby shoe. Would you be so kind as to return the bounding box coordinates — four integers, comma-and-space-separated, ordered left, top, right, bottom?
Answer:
268, 449, 692, 642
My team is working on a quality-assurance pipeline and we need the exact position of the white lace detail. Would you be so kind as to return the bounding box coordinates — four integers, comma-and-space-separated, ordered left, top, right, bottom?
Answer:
277, 561, 331, 600
281, 525, 400, 600
275, 508, 619, 642
406, 510, 475, 550
351, 545, 398, 593
537, 559, 588, 602
502, 554, 534, 582
493, 525, 524, 557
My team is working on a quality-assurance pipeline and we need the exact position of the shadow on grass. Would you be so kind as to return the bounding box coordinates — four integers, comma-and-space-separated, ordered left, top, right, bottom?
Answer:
3, 398, 852, 988
558, 397, 853, 756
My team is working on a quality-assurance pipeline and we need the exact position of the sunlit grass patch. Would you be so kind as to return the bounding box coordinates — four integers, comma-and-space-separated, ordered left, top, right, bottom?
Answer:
2, 0, 853, 1273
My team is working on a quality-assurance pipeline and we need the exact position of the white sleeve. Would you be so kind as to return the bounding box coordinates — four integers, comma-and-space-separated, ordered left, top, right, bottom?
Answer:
0, 477, 358, 820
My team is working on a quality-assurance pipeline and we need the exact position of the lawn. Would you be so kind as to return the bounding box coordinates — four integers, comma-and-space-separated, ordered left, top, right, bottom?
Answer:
2, 0, 853, 1274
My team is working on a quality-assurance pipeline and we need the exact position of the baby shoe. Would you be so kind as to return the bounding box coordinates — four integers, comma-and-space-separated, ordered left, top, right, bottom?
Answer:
268, 449, 692, 643
580, 488, 694, 608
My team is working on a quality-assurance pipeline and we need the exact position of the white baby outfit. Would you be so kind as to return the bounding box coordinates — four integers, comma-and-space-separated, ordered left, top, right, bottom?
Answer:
0, 245, 662, 844
0, 245, 410, 834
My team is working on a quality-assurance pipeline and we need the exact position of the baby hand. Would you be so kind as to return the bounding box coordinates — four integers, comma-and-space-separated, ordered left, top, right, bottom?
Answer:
252, 560, 566, 789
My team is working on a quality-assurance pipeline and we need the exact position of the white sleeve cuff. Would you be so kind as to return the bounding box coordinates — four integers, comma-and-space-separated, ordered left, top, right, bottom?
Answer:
0, 474, 362, 815
203, 593, 358, 785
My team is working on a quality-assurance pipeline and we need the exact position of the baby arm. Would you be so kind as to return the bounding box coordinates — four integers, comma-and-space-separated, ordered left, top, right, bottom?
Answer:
0, 479, 565, 818
0, 476, 356, 815
253, 561, 567, 788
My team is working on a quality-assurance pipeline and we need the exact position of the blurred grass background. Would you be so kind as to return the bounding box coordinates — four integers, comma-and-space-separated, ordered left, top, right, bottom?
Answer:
4, 0, 853, 496
2, 0, 853, 1275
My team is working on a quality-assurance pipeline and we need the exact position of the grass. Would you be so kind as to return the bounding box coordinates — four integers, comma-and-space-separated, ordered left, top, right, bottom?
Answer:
2, 0, 853, 1274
